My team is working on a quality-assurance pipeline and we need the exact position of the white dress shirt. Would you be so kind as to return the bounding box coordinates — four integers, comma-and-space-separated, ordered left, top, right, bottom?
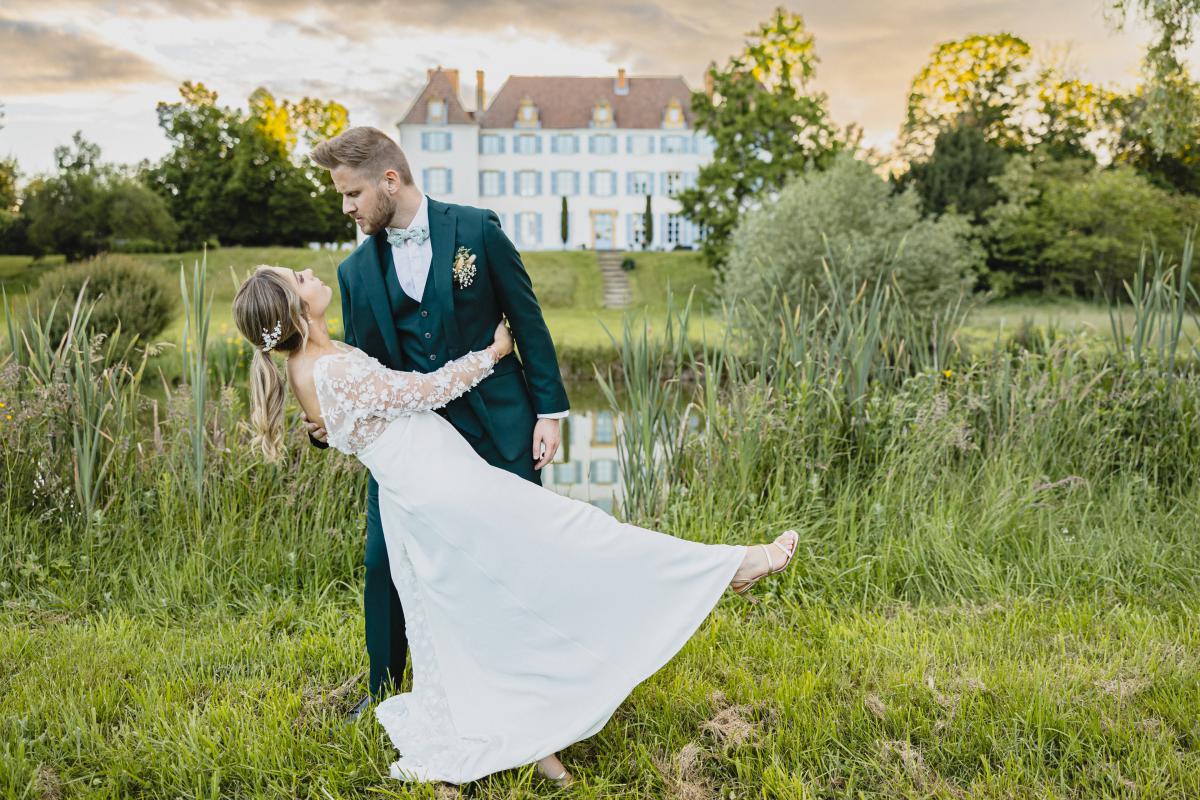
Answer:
386, 194, 567, 421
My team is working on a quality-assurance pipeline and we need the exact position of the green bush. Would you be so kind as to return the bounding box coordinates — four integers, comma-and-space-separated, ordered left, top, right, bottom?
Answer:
620, 256, 636, 271
722, 155, 981, 314
984, 156, 1200, 297
30, 254, 177, 344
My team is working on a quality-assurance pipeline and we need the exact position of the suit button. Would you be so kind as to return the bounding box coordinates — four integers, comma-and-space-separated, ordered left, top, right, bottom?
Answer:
424, 332, 432, 339
429, 354, 437, 361
420, 310, 429, 317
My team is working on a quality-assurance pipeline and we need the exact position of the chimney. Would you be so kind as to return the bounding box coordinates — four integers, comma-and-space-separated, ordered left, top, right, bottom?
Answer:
615, 67, 628, 95
476, 69, 486, 112
446, 68, 460, 97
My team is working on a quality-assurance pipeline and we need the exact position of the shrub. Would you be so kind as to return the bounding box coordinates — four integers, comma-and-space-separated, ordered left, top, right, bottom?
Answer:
620, 257, 636, 271
29, 254, 177, 344
722, 155, 982, 314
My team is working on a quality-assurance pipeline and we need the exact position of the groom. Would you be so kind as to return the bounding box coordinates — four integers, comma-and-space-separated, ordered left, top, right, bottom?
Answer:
304, 126, 570, 714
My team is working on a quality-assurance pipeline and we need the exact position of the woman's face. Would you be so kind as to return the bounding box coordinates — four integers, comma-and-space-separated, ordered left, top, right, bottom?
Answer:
268, 266, 332, 317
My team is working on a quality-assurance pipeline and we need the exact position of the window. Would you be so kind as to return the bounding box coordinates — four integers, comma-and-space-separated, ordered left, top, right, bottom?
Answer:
593, 411, 615, 444
551, 170, 579, 196
592, 100, 614, 127
553, 461, 582, 484
627, 134, 654, 155
516, 97, 540, 128
590, 459, 618, 485
421, 131, 451, 152
423, 167, 451, 194
666, 214, 683, 245
480, 170, 504, 197
662, 98, 686, 129
695, 134, 715, 156
628, 171, 653, 195
629, 213, 649, 248
514, 134, 541, 155
426, 99, 447, 125
479, 134, 505, 154
551, 134, 579, 154
588, 134, 617, 155
589, 170, 616, 196
663, 171, 683, 197
661, 135, 689, 154
516, 212, 542, 246
515, 170, 541, 197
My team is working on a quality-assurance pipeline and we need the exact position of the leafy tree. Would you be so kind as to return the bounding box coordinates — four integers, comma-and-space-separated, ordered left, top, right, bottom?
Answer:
897, 122, 1010, 221
899, 34, 1114, 162
23, 133, 177, 260
677, 7, 848, 270
1110, 75, 1200, 195
984, 155, 1200, 296
148, 82, 352, 247
1106, 0, 1200, 156
642, 194, 653, 250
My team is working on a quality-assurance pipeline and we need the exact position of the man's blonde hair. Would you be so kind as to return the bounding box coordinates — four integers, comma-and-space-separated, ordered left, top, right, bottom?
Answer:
311, 126, 414, 184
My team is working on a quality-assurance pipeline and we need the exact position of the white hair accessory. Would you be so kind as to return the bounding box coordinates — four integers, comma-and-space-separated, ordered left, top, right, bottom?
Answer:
261, 320, 282, 352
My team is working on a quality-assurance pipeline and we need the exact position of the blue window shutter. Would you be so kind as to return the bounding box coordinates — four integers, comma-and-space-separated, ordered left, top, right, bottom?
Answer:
626, 172, 634, 195
421, 168, 429, 188
625, 135, 633, 154
587, 136, 595, 155
536, 214, 543, 244
447, 169, 453, 194
649, 136, 656, 154
550, 136, 558, 154
588, 172, 595, 195
478, 173, 484, 195
421, 132, 429, 149
535, 172, 542, 195
499, 171, 506, 195
535, 136, 542, 154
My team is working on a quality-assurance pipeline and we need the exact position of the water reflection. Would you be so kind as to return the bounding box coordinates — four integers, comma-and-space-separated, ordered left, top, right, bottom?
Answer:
543, 406, 623, 515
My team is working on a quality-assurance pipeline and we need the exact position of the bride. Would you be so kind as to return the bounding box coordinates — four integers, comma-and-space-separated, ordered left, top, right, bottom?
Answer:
232, 265, 799, 787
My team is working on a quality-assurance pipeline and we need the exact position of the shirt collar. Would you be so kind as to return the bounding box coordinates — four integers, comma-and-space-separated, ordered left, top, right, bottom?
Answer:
386, 194, 429, 235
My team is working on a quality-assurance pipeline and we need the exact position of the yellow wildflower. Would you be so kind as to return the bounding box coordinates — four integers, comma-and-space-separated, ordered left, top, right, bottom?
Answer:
942, 369, 954, 379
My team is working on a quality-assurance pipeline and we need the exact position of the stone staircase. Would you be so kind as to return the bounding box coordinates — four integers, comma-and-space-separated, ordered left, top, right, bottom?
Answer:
597, 249, 633, 309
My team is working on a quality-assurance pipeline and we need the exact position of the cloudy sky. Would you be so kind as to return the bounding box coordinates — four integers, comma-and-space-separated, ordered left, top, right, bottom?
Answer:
1, 1, 1196, 176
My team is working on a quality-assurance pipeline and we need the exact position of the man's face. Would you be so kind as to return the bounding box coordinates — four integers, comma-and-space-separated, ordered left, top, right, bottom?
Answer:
330, 164, 396, 235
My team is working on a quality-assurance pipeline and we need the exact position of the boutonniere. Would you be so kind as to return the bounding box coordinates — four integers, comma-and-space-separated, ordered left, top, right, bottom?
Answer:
452, 246, 477, 289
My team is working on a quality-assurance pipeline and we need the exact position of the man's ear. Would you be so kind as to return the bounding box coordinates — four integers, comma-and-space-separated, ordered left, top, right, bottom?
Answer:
381, 169, 402, 194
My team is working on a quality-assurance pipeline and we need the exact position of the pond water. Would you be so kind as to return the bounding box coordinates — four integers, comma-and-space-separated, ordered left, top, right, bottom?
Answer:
541, 380, 624, 514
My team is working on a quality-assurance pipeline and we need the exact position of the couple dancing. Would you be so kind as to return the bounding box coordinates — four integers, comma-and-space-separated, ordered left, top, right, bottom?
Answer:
231, 126, 797, 787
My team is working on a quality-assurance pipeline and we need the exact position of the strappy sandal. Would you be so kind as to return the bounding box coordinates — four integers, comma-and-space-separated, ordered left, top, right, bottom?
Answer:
730, 530, 798, 602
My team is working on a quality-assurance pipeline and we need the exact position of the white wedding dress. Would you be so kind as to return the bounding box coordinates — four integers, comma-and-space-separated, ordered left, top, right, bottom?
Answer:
313, 340, 746, 784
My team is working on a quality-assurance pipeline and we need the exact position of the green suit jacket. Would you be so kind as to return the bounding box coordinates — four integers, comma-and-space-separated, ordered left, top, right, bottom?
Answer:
333, 197, 569, 462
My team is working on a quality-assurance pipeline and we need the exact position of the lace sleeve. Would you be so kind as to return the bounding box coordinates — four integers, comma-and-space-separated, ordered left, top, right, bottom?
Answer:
313, 345, 500, 454
323, 348, 497, 419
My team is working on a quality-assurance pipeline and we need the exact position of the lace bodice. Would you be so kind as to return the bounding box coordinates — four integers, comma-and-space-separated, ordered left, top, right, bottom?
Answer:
313, 341, 496, 455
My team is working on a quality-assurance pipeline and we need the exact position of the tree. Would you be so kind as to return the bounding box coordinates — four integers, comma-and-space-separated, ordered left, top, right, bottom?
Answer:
148, 82, 353, 247
23, 132, 177, 260
1107, 0, 1200, 156
643, 194, 653, 250
676, 7, 848, 270
899, 34, 1114, 163
560, 195, 568, 249
897, 122, 1010, 221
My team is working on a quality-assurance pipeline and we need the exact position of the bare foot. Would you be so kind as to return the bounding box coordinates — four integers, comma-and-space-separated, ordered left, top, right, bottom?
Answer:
537, 753, 574, 788
730, 530, 798, 594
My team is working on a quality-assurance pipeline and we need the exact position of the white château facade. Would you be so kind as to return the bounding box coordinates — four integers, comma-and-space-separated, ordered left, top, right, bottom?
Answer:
395, 67, 713, 251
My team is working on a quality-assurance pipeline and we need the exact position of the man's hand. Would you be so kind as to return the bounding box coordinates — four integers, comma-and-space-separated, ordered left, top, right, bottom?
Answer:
531, 418, 561, 471
301, 410, 328, 444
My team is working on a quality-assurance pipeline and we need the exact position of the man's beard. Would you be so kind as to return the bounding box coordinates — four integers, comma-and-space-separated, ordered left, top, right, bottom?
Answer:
362, 195, 396, 235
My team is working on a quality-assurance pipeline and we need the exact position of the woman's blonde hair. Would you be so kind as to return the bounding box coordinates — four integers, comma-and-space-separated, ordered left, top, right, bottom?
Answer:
232, 266, 312, 462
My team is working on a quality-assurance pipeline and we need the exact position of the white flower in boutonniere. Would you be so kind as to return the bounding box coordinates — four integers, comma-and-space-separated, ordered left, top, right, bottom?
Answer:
452, 246, 477, 289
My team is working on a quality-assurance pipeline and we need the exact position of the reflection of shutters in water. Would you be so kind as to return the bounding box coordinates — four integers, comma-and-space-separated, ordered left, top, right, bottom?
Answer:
552, 461, 582, 484
594, 411, 615, 444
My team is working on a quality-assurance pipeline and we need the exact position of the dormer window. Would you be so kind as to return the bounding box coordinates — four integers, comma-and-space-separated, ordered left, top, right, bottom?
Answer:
591, 100, 614, 128
662, 98, 685, 129
427, 98, 447, 125
516, 97, 540, 128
